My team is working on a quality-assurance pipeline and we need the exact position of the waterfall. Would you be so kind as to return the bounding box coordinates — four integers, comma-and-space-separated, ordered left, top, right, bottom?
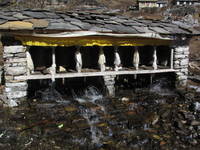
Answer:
79, 106, 104, 145
73, 86, 113, 145
36, 81, 65, 102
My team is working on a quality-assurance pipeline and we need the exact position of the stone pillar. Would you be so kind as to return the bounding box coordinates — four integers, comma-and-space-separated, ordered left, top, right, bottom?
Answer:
3, 46, 28, 106
174, 45, 189, 88
103, 75, 116, 97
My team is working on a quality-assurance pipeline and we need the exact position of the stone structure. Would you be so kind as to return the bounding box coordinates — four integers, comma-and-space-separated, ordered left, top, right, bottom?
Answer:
3, 46, 28, 106
174, 45, 189, 88
0, 10, 196, 106
103, 75, 116, 96
138, 0, 158, 9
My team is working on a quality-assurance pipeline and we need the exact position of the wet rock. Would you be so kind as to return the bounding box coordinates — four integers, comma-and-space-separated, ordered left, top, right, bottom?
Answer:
152, 115, 159, 125
193, 102, 200, 112
182, 112, 195, 120
36, 103, 56, 109
188, 126, 194, 131
189, 139, 198, 145
72, 118, 90, 129
64, 106, 77, 112
152, 135, 162, 140
1, 88, 200, 149
0, 129, 17, 144
161, 110, 170, 118
174, 120, 186, 130
191, 120, 200, 126
121, 97, 129, 102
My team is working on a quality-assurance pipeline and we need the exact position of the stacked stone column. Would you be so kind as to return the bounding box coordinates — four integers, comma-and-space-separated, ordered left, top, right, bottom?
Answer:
103, 75, 116, 97
174, 46, 189, 88
3, 46, 28, 106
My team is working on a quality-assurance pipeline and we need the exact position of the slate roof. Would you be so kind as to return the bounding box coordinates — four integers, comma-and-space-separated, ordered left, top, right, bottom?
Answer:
0, 10, 198, 35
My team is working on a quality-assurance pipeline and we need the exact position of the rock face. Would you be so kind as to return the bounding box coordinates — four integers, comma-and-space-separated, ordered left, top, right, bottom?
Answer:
3, 46, 28, 106
174, 45, 189, 87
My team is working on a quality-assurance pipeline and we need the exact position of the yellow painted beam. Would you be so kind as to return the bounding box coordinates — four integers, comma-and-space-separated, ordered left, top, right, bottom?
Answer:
16, 35, 172, 47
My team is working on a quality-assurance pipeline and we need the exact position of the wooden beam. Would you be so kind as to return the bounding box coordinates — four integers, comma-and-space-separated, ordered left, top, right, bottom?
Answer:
15, 35, 172, 47
26, 46, 30, 76
114, 46, 121, 71
170, 47, 174, 69
15, 69, 177, 80
51, 47, 56, 82
153, 46, 157, 70
98, 46, 106, 72
133, 46, 139, 70
75, 46, 82, 73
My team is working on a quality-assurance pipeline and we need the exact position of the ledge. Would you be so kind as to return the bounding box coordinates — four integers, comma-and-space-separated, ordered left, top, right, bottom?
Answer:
14, 69, 177, 80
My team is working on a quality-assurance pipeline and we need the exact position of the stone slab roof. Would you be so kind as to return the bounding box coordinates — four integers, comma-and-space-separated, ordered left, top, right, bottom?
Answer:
0, 10, 198, 35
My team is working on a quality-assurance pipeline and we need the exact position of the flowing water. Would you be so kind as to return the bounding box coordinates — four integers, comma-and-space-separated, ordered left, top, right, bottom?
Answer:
73, 86, 112, 147
0, 79, 200, 149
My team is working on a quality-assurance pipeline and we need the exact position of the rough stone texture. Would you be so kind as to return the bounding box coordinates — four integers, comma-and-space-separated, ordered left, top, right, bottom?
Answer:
5, 66, 26, 75
3, 46, 28, 106
4, 46, 26, 54
6, 91, 27, 99
0, 10, 195, 35
0, 66, 3, 84
103, 75, 116, 97
0, 21, 33, 30
26, 19, 49, 29
174, 45, 189, 88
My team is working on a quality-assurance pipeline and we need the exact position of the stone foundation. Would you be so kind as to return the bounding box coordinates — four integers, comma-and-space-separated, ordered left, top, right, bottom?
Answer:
1, 44, 190, 106
103, 75, 116, 97
174, 46, 189, 88
3, 46, 28, 106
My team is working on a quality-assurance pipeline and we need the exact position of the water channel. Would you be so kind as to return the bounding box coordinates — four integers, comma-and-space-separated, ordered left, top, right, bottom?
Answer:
0, 78, 200, 149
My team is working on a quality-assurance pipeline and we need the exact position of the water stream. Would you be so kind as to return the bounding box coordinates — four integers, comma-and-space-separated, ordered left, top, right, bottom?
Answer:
73, 86, 113, 146
0, 79, 200, 149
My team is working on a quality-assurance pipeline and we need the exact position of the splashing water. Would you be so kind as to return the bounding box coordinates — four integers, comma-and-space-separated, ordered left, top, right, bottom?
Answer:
150, 78, 175, 96
75, 86, 103, 103
79, 106, 104, 145
73, 86, 112, 146
37, 82, 65, 102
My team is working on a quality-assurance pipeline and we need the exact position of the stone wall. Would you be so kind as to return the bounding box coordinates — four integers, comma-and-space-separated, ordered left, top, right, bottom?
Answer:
103, 75, 116, 97
174, 45, 189, 88
3, 46, 28, 106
